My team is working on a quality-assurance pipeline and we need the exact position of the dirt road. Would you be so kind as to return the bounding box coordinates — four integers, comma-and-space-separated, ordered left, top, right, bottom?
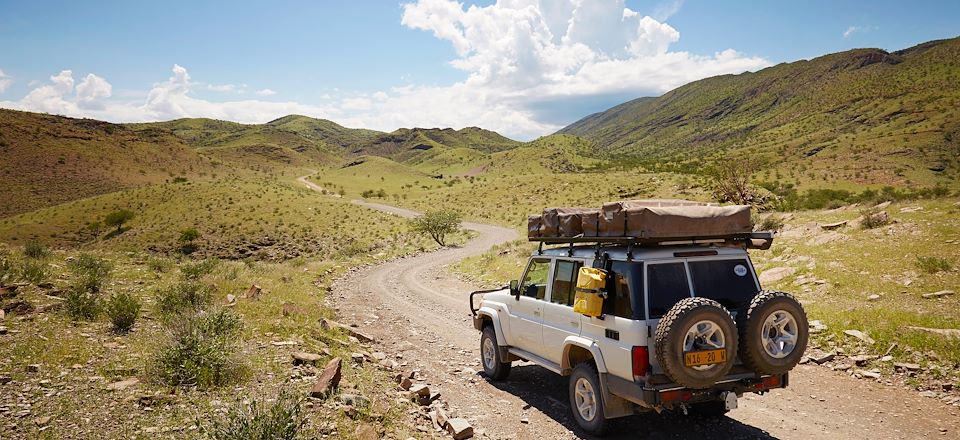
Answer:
317, 192, 960, 439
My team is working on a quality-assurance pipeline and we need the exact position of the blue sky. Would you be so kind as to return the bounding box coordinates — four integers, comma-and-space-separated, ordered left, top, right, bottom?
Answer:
0, 0, 957, 139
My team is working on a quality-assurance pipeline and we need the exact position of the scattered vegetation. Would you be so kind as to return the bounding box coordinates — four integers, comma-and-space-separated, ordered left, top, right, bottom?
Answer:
181, 258, 219, 280
17, 259, 48, 284
410, 209, 462, 247
179, 227, 201, 254
155, 281, 213, 316
204, 390, 307, 440
755, 214, 785, 232
915, 255, 952, 274
68, 253, 112, 292
105, 291, 141, 334
104, 209, 135, 233
152, 308, 245, 388
23, 240, 50, 259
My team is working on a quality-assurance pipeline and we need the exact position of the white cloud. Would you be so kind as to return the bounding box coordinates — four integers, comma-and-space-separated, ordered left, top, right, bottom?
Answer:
207, 83, 237, 92
843, 26, 861, 38
0, 1, 769, 140
76, 74, 112, 110
652, 0, 684, 22
0, 69, 12, 93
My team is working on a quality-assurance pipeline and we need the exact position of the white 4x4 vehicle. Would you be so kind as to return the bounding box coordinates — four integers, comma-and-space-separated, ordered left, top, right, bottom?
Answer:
470, 233, 808, 435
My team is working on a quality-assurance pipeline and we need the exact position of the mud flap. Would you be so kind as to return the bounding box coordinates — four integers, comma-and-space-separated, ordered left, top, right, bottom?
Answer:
723, 391, 738, 410
598, 373, 634, 419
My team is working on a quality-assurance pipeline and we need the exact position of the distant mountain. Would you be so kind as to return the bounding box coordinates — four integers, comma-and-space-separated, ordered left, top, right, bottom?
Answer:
560, 37, 960, 187
351, 127, 521, 162
0, 109, 214, 217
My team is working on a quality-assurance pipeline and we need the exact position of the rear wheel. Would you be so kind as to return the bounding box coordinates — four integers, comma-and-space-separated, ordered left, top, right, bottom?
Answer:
568, 363, 607, 436
655, 297, 738, 389
480, 326, 511, 380
737, 290, 808, 375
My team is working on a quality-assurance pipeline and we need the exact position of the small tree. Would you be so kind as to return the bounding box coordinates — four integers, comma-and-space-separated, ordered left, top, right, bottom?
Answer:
410, 210, 462, 247
707, 155, 759, 205
104, 209, 135, 233
179, 227, 201, 254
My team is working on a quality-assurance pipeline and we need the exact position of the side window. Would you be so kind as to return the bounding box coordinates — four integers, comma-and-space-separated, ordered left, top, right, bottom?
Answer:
550, 260, 581, 306
607, 261, 641, 319
520, 258, 550, 300
647, 262, 692, 318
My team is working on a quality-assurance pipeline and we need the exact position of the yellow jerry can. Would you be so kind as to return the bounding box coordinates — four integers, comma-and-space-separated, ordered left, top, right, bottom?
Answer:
574, 267, 608, 317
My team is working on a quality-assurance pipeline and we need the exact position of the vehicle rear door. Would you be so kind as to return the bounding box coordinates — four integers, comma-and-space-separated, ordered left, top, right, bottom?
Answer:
507, 257, 551, 354
541, 258, 585, 364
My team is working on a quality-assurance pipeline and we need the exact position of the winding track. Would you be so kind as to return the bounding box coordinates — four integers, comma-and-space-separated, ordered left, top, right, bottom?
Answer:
302, 176, 960, 439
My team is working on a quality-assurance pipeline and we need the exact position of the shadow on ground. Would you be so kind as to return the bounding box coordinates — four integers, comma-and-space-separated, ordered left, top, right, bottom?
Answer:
487, 364, 777, 440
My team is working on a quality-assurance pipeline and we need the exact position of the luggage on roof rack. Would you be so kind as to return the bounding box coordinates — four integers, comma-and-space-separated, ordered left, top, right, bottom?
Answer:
528, 199, 770, 249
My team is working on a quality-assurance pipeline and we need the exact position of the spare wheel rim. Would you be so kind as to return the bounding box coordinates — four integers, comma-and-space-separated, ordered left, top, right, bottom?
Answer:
482, 337, 496, 370
574, 377, 598, 422
762, 310, 798, 359
683, 319, 726, 371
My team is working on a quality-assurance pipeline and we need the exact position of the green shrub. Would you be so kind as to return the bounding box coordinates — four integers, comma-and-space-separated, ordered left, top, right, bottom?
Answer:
915, 256, 952, 274
148, 256, 174, 273
181, 259, 219, 281
153, 309, 244, 388
410, 210, 463, 246
68, 254, 112, 292
205, 390, 306, 440
105, 292, 141, 333
18, 260, 48, 284
104, 209, 135, 232
0, 253, 15, 285
179, 228, 201, 254
23, 240, 50, 259
64, 286, 100, 320
155, 282, 213, 316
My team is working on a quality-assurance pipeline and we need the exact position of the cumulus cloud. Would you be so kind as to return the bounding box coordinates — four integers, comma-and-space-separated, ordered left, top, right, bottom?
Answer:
0, 69, 12, 93
207, 83, 238, 92
843, 25, 873, 38
0, 1, 769, 139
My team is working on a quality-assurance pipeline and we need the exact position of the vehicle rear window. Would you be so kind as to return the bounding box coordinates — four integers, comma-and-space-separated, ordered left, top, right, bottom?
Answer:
647, 262, 692, 318
551, 260, 581, 306
688, 259, 759, 311
607, 261, 642, 319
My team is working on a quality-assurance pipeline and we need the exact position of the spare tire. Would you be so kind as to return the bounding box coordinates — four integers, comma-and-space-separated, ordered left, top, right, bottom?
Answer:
655, 297, 738, 389
737, 290, 809, 375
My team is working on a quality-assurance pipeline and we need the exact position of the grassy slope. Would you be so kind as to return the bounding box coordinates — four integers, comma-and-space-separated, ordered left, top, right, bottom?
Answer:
560, 37, 960, 189
0, 174, 436, 261
0, 109, 217, 218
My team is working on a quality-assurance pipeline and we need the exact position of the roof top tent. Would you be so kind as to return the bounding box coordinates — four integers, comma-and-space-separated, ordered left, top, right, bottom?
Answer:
527, 200, 773, 254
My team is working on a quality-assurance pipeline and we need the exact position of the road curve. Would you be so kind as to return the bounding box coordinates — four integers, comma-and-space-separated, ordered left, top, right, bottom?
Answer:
301, 178, 960, 439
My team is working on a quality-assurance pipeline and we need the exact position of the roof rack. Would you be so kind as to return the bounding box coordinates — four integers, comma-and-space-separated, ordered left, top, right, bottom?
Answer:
529, 231, 774, 250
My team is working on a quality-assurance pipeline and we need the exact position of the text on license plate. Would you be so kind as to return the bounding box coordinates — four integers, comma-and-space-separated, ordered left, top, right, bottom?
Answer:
684, 349, 726, 367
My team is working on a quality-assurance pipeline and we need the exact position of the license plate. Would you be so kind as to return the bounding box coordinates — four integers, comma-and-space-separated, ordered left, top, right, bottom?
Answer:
684, 349, 726, 367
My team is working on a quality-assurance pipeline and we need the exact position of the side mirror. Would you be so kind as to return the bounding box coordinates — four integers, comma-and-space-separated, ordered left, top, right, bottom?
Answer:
509, 280, 520, 299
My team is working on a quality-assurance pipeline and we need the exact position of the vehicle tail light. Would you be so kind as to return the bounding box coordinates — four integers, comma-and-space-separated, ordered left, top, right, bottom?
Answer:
631, 346, 649, 380
761, 375, 781, 389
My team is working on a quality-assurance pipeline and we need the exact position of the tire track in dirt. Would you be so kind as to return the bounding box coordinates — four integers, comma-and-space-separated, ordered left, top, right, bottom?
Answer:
301, 179, 960, 439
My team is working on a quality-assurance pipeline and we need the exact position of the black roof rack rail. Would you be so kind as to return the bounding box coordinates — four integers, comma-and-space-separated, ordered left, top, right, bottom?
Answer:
529, 231, 774, 250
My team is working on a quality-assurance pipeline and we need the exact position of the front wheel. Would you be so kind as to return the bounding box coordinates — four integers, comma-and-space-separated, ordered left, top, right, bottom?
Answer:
480, 326, 511, 380
568, 363, 608, 436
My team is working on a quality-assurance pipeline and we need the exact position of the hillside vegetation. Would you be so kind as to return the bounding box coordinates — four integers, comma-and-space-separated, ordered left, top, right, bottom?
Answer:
0, 109, 216, 218
561, 37, 960, 189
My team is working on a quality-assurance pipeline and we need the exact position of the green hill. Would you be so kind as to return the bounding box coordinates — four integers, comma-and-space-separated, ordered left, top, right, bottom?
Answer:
351, 127, 520, 162
560, 37, 960, 189
0, 109, 215, 218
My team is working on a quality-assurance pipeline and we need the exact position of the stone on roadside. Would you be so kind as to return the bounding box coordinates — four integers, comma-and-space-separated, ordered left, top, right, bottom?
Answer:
446, 418, 474, 440
921, 290, 955, 299
919, 390, 938, 398
850, 355, 873, 366
26, 364, 40, 373
310, 357, 342, 398
354, 423, 379, 440
225, 294, 236, 304
34, 416, 51, 427
106, 377, 139, 391
758, 266, 796, 284
0, 309, 5, 320
906, 326, 960, 339
399, 377, 413, 391
894, 362, 921, 372
820, 220, 847, 231
244, 284, 262, 299
320, 318, 375, 343
866, 294, 880, 301
809, 320, 828, 334
282, 302, 303, 317
843, 329, 875, 345
291, 351, 323, 366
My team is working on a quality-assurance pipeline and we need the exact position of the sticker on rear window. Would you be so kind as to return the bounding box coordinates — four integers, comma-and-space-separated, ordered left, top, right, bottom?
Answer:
734, 264, 748, 277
